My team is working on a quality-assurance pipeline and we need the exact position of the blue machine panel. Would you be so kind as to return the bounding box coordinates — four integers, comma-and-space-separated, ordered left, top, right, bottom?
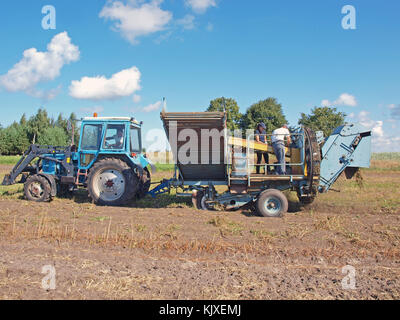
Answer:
319, 123, 372, 192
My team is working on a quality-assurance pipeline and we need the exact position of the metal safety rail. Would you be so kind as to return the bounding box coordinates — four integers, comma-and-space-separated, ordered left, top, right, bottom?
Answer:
227, 132, 306, 187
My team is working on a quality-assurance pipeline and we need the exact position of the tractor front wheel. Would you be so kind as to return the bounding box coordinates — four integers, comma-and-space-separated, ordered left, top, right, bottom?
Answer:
24, 174, 52, 202
87, 158, 139, 206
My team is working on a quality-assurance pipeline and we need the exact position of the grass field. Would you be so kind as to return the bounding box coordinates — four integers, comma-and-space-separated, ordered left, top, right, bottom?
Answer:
0, 156, 20, 165
371, 153, 400, 160
0, 155, 175, 171
0, 155, 399, 299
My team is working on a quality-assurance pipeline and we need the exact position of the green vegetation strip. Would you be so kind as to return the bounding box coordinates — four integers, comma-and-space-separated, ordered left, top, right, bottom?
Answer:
371, 153, 400, 160
0, 155, 175, 171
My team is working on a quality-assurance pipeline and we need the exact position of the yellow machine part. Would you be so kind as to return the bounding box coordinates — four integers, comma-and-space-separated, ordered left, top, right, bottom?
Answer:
228, 136, 304, 175
228, 136, 289, 153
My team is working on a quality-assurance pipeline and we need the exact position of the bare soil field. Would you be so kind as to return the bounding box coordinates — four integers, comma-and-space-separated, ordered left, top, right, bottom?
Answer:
0, 161, 399, 300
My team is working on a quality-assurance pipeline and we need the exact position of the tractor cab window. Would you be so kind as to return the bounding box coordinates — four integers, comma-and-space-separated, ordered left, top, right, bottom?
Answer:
104, 125, 125, 150
81, 124, 103, 150
130, 126, 141, 153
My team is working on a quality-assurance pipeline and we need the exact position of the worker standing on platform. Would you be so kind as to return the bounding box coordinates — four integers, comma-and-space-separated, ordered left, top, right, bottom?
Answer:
272, 124, 291, 175
255, 122, 269, 174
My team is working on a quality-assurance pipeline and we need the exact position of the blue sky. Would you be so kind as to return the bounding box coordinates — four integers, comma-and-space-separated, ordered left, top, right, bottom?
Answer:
0, 0, 399, 151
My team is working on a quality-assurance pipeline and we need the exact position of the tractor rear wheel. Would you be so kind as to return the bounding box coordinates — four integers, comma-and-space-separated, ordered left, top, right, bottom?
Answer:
137, 168, 151, 199
256, 189, 288, 217
87, 158, 139, 206
24, 174, 52, 202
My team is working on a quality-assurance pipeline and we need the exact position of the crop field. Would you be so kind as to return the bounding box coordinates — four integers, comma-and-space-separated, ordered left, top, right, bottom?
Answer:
0, 155, 399, 300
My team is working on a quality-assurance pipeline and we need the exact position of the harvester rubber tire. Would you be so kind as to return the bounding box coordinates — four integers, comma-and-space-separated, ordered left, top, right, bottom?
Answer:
24, 174, 52, 202
192, 190, 215, 211
137, 168, 151, 199
87, 158, 139, 206
256, 189, 288, 218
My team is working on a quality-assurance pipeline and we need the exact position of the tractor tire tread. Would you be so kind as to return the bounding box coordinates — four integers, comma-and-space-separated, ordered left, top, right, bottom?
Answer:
24, 174, 52, 202
87, 158, 139, 206
256, 189, 288, 217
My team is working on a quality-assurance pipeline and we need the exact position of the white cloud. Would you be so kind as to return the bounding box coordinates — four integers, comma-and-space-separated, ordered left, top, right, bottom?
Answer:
31, 85, 62, 101
133, 94, 142, 103
185, 0, 216, 14
356, 110, 375, 128
154, 31, 173, 44
69, 67, 141, 101
349, 110, 400, 152
0, 32, 79, 99
389, 104, 400, 120
142, 101, 162, 113
206, 22, 214, 31
371, 120, 384, 138
322, 93, 357, 107
176, 14, 195, 30
99, 0, 173, 44
79, 106, 105, 114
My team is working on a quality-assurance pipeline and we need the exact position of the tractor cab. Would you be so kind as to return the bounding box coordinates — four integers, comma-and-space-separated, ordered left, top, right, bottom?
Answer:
77, 116, 148, 171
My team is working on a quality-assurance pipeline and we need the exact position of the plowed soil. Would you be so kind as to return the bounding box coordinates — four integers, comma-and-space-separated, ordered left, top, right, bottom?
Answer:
0, 164, 399, 300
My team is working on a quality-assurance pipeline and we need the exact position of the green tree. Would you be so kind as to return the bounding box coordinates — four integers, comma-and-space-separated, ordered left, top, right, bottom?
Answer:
0, 123, 30, 155
207, 97, 242, 131
27, 108, 51, 144
68, 112, 80, 145
241, 98, 288, 132
0, 128, 10, 155
298, 106, 346, 137
37, 127, 69, 146
19, 113, 27, 126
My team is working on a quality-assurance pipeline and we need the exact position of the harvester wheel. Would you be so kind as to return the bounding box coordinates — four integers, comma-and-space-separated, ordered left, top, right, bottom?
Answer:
87, 158, 139, 206
256, 189, 288, 217
24, 174, 52, 202
192, 190, 214, 211
137, 168, 151, 199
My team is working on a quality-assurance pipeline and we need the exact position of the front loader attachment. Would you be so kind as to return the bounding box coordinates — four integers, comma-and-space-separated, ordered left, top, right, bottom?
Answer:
1, 144, 74, 186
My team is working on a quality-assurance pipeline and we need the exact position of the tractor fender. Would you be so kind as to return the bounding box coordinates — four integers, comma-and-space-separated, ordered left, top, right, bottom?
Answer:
37, 173, 57, 197
132, 164, 144, 177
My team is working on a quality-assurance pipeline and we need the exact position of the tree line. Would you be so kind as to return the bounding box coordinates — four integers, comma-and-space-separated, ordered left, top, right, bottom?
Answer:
207, 97, 346, 137
0, 98, 346, 155
0, 108, 79, 155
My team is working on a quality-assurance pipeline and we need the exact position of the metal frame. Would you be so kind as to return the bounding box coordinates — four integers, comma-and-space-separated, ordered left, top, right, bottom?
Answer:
154, 128, 310, 210
229, 131, 307, 186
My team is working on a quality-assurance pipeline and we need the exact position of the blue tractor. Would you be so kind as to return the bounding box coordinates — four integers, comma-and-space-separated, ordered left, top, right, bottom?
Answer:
2, 116, 153, 206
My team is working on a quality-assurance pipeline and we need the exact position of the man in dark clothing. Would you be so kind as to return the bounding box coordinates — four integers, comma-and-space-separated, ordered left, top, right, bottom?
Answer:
255, 122, 269, 174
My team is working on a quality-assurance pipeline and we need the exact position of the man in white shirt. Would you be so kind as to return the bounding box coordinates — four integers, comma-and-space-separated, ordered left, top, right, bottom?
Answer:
271, 124, 291, 175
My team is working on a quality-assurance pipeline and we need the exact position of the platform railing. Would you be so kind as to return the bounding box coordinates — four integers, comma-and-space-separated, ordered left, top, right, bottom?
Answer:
227, 132, 306, 185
